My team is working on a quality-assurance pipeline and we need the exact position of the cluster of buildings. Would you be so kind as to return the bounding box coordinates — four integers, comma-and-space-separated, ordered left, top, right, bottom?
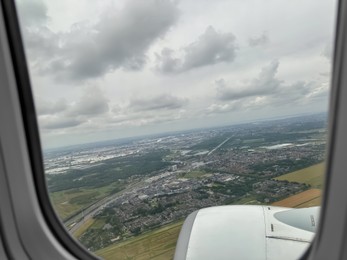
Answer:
47, 116, 327, 250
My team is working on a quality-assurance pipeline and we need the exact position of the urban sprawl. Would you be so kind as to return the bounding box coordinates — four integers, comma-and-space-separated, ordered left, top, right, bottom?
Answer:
44, 113, 326, 251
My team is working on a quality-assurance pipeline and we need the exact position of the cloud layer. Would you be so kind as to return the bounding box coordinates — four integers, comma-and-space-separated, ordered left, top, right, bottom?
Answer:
37, 86, 109, 129
21, 0, 179, 81
129, 95, 187, 111
15, 0, 334, 148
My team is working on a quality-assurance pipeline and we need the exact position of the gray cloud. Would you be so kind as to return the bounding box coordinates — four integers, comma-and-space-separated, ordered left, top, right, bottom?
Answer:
16, 0, 48, 26
37, 91, 187, 131
16, 0, 59, 61
156, 26, 237, 73
37, 87, 109, 130
111, 112, 179, 126
40, 116, 83, 129
307, 84, 330, 100
19, 0, 179, 81
211, 60, 328, 115
322, 41, 333, 61
129, 94, 187, 111
249, 32, 269, 47
261, 81, 318, 108
24, 28, 61, 66
206, 103, 239, 114
320, 72, 330, 77
183, 26, 237, 69
35, 98, 67, 116
216, 60, 280, 101
69, 87, 109, 116
16, 0, 334, 148
47, 0, 178, 81
36, 87, 109, 117
155, 48, 181, 74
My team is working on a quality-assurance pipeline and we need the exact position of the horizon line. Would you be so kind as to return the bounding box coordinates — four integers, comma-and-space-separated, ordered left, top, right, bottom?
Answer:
43, 111, 328, 152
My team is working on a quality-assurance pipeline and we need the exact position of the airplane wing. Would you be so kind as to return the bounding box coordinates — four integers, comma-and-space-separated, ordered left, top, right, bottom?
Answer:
174, 205, 319, 260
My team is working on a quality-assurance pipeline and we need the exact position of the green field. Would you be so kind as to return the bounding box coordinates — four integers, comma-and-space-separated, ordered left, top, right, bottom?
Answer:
242, 138, 265, 144
183, 170, 210, 179
50, 181, 124, 220
275, 162, 325, 189
73, 218, 95, 238
231, 195, 262, 205
95, 221, 183, 260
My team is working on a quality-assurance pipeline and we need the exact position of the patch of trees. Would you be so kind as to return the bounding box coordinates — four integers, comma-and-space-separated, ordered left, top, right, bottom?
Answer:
47, 150, 171, 192
134, 201, 179, 217
211, 180, 256, 197
249, 158, 320, 176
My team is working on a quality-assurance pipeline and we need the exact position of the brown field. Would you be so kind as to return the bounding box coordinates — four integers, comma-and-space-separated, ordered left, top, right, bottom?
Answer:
272, 189, 322, 208
275, 162, 325, 189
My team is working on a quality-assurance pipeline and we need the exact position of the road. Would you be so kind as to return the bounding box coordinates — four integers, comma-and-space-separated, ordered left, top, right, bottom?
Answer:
67, 180, 144, 234
207, 137, 231, 156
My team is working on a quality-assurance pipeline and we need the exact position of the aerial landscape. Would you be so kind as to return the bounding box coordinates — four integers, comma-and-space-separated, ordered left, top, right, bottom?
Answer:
12, 0, 335, 258
44, 113, 326, 259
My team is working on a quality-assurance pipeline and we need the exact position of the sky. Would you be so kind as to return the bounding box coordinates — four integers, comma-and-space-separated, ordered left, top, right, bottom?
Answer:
15, 0, 337, 149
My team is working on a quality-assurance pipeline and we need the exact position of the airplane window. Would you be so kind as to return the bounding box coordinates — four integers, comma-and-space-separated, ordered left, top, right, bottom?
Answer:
14, 0, 336, 259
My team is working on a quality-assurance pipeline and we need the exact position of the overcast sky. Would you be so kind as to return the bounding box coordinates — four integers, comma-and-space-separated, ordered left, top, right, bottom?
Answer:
15, 0, 336, 149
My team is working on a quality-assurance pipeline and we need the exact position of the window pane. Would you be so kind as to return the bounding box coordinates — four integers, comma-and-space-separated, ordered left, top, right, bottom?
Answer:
15, 0, 336, 259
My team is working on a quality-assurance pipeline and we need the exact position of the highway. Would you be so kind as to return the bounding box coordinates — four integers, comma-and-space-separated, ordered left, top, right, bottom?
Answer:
207, 137, 231, 156
67, 180, 144, 234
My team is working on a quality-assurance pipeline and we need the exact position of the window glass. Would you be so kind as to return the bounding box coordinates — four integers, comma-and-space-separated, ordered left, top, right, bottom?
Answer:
15, 0, 336, 259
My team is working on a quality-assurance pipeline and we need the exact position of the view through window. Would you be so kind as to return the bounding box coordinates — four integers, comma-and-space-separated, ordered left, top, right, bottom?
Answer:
15, 0, 336, 259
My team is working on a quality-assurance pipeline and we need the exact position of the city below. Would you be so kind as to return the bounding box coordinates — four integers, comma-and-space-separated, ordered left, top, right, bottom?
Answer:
44, 113, 326, 254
